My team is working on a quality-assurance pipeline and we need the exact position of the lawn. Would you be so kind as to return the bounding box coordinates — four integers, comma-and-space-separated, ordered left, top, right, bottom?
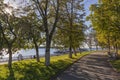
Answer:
110, 60, 120, 72
0, 51, 92, 80
110, 51, 120, 72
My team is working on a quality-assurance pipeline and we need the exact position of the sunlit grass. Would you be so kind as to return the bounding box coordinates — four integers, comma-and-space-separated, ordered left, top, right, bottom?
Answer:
0, 51, 92, 80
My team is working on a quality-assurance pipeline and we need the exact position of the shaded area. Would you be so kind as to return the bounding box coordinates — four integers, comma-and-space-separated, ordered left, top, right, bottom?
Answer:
0, 52, 90, 80
0, 60, 71, 80
7, 68, 15, 80
55, 52, 120, 80
12, 60, 71, 80
110, 60, 120, 72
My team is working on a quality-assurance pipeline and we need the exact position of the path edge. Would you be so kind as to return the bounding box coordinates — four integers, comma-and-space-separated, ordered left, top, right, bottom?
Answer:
50, 52, 92, 80
108, 60, 120, 73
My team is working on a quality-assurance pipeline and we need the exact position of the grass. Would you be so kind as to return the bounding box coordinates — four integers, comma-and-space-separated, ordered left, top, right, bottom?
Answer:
110, 50, 120, 72
110, 60, 120, 72
0, 51, 92, 80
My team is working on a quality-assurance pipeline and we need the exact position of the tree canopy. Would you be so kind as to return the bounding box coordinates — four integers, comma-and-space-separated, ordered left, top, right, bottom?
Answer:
88, 0, 120, 54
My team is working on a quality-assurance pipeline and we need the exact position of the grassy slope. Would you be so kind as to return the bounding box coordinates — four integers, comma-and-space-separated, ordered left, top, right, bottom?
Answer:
110, 60, 120, 72
110, 51, 120, 72
0, 51, 92, 80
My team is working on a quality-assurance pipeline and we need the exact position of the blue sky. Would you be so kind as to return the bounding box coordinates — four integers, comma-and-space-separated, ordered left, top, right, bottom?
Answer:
84, 0, 98, 16
83, 0, 98, 27
83, 0, 98, 48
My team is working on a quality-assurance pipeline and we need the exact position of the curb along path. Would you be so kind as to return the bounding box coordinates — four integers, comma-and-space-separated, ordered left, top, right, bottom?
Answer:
55, 52, 120, 80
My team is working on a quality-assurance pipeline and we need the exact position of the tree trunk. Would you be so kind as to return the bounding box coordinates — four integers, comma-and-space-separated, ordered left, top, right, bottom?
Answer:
35, 45, 40, 62
68, 0, 74, 58
69, 19, 72, 58
108, 35, 111, 53
96, 44, 98, 51
69, 28, 72, 58
69, 34, 72, 58
114, 36, 119, 57
73, 47, 77, 56
115, 44, 118, 58
33, 38, 40, 62
79, 47, 82, 54
45, 35, 51, 66
69, 44, 72, 58
8, 47, 12, 69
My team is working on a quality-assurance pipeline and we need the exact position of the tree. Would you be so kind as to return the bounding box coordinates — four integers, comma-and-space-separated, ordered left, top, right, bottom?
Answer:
53, 23, 85, 55
54, 0, 85, 57
88, 0, 120, 56
29, 0, 60, 66
0, 3, 20, 68
18, 12, 44, 62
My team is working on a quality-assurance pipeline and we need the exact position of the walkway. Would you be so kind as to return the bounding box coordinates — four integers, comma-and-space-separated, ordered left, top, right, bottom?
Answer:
55, 52, 120, 80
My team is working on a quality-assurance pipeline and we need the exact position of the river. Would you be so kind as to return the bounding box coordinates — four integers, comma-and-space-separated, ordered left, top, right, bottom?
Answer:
2, 48, 58, 58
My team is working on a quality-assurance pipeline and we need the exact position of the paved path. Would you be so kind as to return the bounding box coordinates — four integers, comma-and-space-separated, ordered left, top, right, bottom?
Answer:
55, 52, 120, 80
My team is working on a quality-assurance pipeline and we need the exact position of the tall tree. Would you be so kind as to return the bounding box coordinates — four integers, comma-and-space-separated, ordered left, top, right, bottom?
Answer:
57, 0, 85, 57
18, 12, 44, 62
29, 0, 60, 66
0, 2, 20, 68
53, 23, 85, 56
88, 0, 120, 55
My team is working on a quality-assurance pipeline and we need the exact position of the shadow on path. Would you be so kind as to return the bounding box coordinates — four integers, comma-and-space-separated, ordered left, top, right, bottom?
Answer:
55, 52, 120, 80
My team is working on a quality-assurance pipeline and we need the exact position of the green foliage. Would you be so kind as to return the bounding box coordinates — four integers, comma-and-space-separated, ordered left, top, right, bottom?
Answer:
110, 51, 120, 72
53, 24, 85, 48
110, 60, 120, 72
88, 0, 120, 50
53, 0, 85, 49
0, 51, 91, 80
17, 12, 44, 49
